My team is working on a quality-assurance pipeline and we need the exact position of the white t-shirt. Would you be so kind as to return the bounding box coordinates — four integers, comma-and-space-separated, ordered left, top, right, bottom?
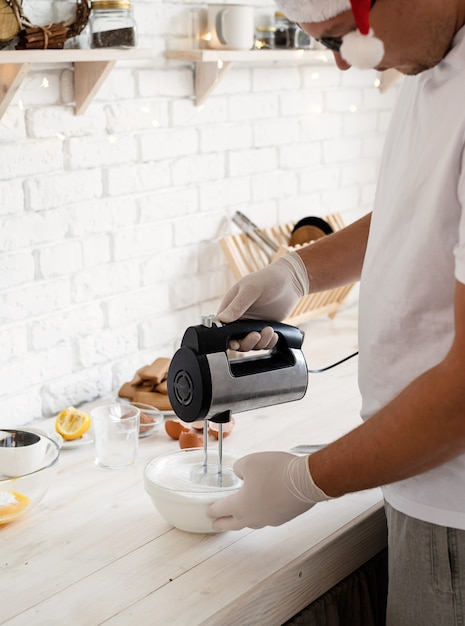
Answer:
358, 25, 465, 529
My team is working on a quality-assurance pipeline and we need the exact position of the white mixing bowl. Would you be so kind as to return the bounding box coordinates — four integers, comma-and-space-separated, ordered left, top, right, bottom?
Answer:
144, 448, 242, 533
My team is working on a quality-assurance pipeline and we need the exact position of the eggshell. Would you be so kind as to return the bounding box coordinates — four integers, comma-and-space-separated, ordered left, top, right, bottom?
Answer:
179, 432, 204, 449
208, 417, 236, 439
164, 420, 190, 440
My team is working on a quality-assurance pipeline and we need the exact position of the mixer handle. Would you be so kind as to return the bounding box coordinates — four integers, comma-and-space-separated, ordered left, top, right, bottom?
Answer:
181, 318, 304, 355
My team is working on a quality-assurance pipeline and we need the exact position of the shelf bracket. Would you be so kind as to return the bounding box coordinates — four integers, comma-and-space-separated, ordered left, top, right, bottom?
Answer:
0, 62, 31, 118
194, 60, 233, 107
74, 59, 116, 115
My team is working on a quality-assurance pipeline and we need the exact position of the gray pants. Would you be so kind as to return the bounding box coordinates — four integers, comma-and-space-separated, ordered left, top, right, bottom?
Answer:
386, 502, 465, 626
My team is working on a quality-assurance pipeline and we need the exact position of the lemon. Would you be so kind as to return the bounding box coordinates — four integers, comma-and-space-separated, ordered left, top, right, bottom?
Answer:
55, 407, 91, 441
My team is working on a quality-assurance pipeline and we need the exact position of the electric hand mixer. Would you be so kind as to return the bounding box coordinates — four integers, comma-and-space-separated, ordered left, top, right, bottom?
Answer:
167, 316, 308, 486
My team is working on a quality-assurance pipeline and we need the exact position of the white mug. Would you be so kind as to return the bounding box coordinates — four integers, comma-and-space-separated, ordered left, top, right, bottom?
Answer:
207, 4, 254, 51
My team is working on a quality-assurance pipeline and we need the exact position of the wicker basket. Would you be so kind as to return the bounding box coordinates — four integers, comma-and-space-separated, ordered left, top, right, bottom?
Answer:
219, 213, 355, 325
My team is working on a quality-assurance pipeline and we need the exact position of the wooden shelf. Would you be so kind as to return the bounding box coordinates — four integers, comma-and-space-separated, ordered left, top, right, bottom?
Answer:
165, 48, 333, 106
0, 48, 150, 118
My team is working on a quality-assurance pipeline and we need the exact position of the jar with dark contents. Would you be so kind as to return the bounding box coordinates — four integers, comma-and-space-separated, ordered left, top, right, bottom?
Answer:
254, 25, 277, 49
90, 0, 137, 49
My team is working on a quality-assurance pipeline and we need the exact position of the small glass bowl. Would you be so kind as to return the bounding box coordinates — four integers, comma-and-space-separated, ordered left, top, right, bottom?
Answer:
0, 430, 60, 525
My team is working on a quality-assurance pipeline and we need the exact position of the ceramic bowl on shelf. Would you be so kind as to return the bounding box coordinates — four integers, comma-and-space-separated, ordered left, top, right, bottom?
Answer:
0, 430, 60, 525
144, 447, 242, 533
115, 401, 163, 438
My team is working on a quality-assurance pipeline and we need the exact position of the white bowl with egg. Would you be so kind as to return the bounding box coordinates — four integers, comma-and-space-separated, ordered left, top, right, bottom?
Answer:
144, 448, 242, 533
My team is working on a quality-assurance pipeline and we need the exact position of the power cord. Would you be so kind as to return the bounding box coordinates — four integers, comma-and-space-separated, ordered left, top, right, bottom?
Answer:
307, 350, 358, 373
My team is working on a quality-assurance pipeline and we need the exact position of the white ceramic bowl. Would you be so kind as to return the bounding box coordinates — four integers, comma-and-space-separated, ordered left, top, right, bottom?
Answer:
144, 448, 242, 533
0, 430, 60, 525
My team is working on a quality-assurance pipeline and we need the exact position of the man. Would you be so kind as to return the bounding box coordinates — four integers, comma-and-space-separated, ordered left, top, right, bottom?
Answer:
208, 1, 465, 624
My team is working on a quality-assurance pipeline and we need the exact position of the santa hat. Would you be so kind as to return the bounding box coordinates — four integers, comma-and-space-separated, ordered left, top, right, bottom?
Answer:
275, 0, 384, 70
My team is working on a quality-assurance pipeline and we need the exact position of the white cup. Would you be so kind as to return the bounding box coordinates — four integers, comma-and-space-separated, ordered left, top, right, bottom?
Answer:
207, 4, 254, 51
0, 430, 47, 477
92, 404, 139, 469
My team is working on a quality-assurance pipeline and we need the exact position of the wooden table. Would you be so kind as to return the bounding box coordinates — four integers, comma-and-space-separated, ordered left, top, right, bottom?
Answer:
1, 306, 387, 625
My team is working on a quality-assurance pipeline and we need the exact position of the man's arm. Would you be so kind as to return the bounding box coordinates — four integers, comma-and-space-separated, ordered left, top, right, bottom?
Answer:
310, 278, 465, 496
297, 212, 372, 293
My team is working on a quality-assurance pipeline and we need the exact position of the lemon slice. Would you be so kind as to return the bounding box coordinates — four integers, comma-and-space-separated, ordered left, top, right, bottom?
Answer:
55, 407, 91, 441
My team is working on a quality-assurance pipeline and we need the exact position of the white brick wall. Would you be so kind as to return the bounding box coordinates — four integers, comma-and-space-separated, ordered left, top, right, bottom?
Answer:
0, 0, 401, 426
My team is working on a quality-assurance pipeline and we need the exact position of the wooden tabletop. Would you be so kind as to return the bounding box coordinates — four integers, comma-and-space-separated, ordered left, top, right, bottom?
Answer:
1, 306, 387, 626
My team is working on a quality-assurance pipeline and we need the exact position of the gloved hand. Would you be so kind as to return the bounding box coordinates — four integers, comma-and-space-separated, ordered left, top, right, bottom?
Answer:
207, 451, 330, 531
217, 251, 309, 351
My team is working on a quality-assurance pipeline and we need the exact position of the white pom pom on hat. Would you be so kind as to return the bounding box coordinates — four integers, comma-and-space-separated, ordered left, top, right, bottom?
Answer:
275, 0, 384, 69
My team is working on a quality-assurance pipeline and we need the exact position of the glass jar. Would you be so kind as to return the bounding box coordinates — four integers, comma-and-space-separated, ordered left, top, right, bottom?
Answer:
254, 25, 276, 50
89, 0, 137, 49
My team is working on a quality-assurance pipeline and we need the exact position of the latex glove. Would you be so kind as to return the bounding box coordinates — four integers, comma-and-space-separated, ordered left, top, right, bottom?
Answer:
217, 251, 309, 351
208, 451, 330, 531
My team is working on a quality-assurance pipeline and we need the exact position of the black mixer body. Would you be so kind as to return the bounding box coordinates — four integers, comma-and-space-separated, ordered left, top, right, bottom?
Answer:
167, 319, 308, 423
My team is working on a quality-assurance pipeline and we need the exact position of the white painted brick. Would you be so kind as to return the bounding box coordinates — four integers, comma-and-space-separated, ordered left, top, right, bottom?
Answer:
141, 246, 199, 285
67, 197, 139, 237
172, 153, 225, 186
325, 88, 363, 113
199, 177, 250, 211
279, 143, 322, 170
38, 240, 83, 279
0, 342, 74, 396
26, 105, 106, 138
343, 111, 378, 136
198, 240, 227, 274
251, 171, 298, 203
278, 193, 323, 223
174, 211, 224, 247
140, 308, 195, 350
25, 170, 103, 210
301, 65, 343, 88
31, 303, 104, 351
66, 135, 138, 169
0, 251, 35, 289
0, 139, 63, 181
0, 105, 27, 141
93, 69, 137, 102
228, 93, 279, 121
323, 138, 362, 163
81, 234, 112, 268
254, 119, 300, 147
41, 364, 114, 416
363, 135, 386, 159
300, 113, 342, 141
229, 147, 278, 177
106, 285, 171, 327
139, 187, 199, 221
300, 165, 341, 194
252, 66, 300, 92
0, 211, 69, 252
79, 326, 138, 367
171, 269, 227, 310
0, 180, 24, 217
139, 127, 198, 161
0, 324, 28, 365
18, 70, 62, 107
214, 68, 252, 96
0, 391, 43, 426
106, 161, 172, 196
321, 186, 360, 213
139, 68, 193, 98
280, 90, 325, 116
0, 278, 71, 324
72, 260, 141, 303
171, 96, 228, 126
200, 123, 253, 153
113, 221, 173, 260
106, 100, 169, 133
341, 159, 378, 186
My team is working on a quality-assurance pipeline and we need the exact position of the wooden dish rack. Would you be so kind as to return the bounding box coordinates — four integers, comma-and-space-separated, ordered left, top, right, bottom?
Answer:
219, 213, 355, 326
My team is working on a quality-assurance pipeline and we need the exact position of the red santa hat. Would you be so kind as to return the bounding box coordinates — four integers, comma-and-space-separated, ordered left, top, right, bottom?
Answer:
275, 0, 384, 69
